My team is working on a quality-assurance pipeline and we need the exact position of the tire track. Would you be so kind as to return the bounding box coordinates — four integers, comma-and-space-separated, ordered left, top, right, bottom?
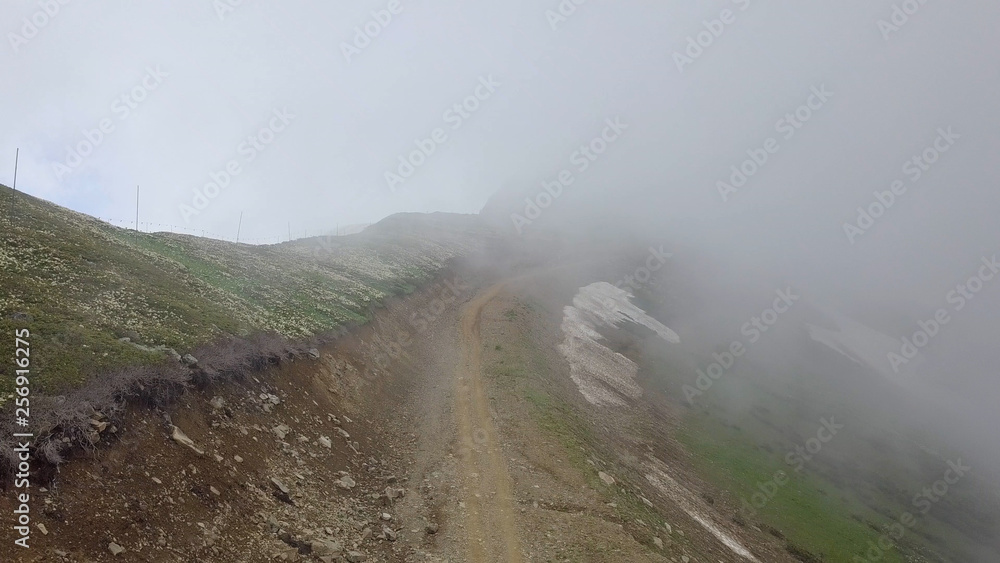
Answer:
454, 283, 524, 563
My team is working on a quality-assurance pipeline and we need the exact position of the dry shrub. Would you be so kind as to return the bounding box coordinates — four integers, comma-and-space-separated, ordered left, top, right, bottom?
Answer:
1, 362, 192, 478
190, 332, 298, 386
0, 331, 312, 484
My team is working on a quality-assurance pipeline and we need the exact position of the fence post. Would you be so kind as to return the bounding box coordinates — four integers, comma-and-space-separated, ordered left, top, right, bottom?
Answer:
10, 148, 18, 220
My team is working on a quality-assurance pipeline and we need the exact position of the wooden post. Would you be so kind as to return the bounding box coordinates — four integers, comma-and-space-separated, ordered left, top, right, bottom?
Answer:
11, 148, 18, 220
135, 185, 140, 236
12, 148, 19, 193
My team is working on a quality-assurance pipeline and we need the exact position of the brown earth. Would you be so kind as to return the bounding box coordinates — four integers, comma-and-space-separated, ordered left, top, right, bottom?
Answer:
1, 259, 802, 562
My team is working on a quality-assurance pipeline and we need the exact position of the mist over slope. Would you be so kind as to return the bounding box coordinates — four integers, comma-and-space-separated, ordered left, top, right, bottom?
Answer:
493, 231, 1000, 560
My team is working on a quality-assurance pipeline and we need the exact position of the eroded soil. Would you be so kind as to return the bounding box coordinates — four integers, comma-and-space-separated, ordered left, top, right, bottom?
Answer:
1, 263, 801, 562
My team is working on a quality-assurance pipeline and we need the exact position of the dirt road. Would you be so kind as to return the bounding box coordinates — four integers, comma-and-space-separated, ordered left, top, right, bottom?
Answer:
453, 283, 525, 562
0, 268, 794, 562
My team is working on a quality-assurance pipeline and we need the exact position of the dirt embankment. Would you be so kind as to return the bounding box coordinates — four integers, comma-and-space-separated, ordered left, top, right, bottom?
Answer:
0, 266, 481, 563
3, 250, 802, 563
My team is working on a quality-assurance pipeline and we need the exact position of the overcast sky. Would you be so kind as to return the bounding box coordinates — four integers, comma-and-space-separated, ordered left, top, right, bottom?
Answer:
2, 1, 998, 285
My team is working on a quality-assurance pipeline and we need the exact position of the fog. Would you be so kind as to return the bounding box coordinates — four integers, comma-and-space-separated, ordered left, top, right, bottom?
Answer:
4, 0, 999, 536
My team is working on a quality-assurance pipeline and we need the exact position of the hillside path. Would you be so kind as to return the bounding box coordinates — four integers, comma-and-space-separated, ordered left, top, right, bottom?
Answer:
453, 283, 525, 562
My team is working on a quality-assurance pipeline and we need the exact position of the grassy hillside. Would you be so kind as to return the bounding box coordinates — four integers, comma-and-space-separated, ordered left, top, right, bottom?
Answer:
0, 185, 491, 395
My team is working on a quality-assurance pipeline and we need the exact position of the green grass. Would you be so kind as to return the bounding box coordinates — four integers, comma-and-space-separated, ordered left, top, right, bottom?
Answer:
678, 411, 908, 563
0, 185, 486, 395
484, 316, 690, 558
628, 273, 997, 562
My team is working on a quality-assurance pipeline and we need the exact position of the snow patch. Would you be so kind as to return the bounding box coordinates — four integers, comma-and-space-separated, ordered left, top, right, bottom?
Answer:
558, 282, 679, 406
644, 457, 759, 562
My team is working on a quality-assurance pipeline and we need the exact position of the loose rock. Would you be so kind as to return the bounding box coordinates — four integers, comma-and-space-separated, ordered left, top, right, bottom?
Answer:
272, 424, 292, 440
312, 540, 343, 557
170, 426, 204, 455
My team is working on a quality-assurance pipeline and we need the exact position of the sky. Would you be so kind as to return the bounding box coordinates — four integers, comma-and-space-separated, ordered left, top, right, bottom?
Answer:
2, 1, 996, 243
2, 1, 998, 305
0, 0, 680, 242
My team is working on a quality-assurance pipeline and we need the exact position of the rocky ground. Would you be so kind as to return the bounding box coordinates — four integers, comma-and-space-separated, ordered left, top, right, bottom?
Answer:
1, 258, 803, 562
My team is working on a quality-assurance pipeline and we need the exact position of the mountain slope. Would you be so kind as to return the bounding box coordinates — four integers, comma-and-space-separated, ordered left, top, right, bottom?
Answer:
0, 185, 491, 394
